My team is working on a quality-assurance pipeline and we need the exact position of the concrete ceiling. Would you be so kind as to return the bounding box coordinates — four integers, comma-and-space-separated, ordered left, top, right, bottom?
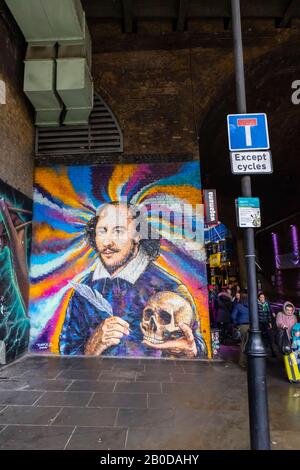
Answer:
82, 0, 300, 33
81, 1, 300, 54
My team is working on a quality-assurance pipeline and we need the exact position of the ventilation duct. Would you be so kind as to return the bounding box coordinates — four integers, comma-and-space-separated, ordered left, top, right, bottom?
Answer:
56, 58, 93, 125
24, 57, 63, 126
5, 0, 85, 43
5, 0, 93, 126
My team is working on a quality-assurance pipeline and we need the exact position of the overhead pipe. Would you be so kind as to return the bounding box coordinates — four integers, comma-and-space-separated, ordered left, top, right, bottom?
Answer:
5, 0, 93, 126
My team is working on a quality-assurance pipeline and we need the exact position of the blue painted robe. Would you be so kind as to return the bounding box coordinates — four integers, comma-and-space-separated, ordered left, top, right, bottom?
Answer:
59, 252, 207, 358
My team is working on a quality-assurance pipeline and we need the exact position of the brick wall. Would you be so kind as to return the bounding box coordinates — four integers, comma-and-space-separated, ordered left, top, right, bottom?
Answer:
91, 26, 299, 167
0, 8, 34, 198
93, 48, 199, 159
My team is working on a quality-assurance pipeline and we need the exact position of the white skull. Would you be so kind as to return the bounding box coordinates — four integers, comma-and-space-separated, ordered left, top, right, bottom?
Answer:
140, 291, 194, 345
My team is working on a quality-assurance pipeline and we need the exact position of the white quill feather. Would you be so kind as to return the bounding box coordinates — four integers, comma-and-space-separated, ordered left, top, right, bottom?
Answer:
69, 281, 113, 316
69, 281, 132, 333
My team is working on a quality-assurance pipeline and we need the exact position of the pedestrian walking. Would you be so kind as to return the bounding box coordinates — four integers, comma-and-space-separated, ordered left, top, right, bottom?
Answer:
233, 290, 241, 304
291, 323, 300, 366
231, 291, 249, 368
257, 292, 276, 357
276, 301, 297, 347
216, 288, 233, 344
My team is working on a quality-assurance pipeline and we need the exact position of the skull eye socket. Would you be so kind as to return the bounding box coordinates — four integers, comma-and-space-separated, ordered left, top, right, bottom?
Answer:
144, 308, 154, 320
158, 310, 172, 325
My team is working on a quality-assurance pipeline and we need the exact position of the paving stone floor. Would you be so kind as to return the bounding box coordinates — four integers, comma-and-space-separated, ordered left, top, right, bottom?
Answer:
0, 353, 299, 450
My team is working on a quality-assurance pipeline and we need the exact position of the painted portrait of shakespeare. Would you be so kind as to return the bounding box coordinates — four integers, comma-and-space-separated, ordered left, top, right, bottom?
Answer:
60, 201, 207, 358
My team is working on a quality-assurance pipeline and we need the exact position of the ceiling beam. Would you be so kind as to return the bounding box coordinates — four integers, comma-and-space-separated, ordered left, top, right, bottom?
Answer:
279, 0, 296, 28
122, 0, 133, 33
176, 0, 188, 32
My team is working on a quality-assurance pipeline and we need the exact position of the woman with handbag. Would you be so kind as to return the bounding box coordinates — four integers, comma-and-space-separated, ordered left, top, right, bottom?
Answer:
276, 301, 297, 344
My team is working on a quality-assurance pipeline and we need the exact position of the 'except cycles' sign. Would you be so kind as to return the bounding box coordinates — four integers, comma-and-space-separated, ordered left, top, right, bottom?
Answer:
230, 150, 273, 175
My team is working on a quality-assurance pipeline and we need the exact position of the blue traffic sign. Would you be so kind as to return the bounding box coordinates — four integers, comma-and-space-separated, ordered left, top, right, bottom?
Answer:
227, 113, 270, 151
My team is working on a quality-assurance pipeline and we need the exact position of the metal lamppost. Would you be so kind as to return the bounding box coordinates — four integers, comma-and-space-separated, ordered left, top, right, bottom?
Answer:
231, 0, 271, 450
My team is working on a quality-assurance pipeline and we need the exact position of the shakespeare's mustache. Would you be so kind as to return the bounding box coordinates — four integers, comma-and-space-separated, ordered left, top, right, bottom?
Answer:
100, 248, 121, 254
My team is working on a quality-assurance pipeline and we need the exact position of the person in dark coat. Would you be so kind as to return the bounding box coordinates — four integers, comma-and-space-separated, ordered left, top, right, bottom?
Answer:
216, 289, 232, 344
257, 292, 276, 357
231, 291, 249, 367
232, 291, 241, 305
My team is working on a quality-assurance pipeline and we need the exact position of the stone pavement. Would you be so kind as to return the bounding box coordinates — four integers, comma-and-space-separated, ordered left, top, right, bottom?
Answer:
0, 353, 299, 450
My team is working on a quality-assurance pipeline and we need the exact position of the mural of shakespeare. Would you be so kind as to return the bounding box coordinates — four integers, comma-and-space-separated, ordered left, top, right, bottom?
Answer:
29, 162, 210, 358
0, 180, 32, 362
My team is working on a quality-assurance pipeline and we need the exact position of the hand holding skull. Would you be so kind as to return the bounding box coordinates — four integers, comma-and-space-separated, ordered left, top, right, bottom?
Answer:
143, 321, 197, 358
140, 291, 198, 358
85, 316, 130, 356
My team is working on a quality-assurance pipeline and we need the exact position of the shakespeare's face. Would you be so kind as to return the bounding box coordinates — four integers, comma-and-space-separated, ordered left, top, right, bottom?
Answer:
95, 204, 139, 271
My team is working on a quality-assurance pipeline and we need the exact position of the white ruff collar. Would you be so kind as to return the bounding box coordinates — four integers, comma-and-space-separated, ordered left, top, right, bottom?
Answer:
92, 247, 151, 285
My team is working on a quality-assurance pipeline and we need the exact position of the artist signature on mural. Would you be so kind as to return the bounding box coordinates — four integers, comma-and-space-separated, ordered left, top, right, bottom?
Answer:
36, 342, 52, 350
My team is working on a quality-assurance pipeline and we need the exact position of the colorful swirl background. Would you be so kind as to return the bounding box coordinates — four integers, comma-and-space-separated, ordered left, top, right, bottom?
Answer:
29, 162, 211, 357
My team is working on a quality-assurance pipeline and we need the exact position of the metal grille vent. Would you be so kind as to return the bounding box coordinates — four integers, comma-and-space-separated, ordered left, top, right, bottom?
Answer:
35, 93, 123, 156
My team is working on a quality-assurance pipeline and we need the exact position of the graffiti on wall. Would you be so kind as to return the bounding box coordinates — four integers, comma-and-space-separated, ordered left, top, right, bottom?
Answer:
29, 162, 210, 358
0, 179, 32, 362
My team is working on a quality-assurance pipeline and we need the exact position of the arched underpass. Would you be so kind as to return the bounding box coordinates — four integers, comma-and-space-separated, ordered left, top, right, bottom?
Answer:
200, 39, 300, 300
1, 0, 300, 452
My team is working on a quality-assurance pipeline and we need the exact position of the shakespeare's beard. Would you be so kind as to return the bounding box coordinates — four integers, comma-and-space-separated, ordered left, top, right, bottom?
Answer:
99, 241, 139, 274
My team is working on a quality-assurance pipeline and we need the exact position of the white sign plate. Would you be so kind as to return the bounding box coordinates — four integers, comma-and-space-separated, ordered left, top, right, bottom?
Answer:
236, 198, 261, 228
230, 150, 273, 175
230, 150, 273, 174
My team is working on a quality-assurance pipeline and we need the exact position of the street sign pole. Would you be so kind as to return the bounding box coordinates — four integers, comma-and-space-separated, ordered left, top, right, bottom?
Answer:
231, 0, 270, 450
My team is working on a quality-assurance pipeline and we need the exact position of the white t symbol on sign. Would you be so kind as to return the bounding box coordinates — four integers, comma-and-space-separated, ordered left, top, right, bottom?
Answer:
237, 118, 258, 147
